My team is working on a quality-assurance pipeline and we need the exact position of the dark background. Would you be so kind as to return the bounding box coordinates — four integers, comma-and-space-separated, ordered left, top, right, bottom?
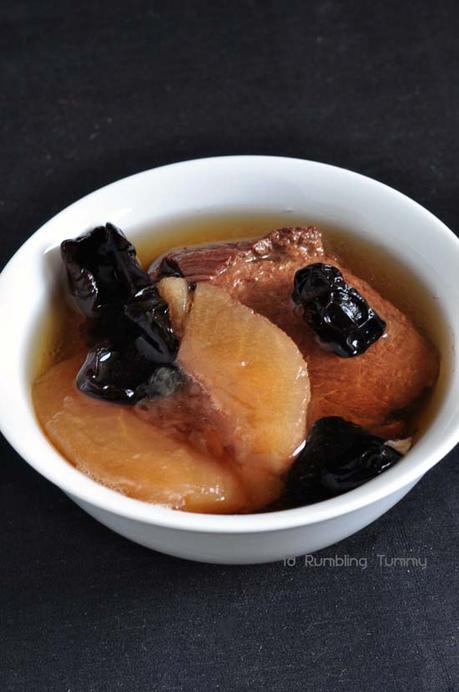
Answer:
1, 1, 458, 690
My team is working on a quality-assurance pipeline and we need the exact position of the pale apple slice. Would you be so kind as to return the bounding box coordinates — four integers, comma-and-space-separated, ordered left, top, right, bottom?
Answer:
177, 282, 309, 473
33, 355, 250, 513
157, 276, 191, 336
34, 283, 309, 514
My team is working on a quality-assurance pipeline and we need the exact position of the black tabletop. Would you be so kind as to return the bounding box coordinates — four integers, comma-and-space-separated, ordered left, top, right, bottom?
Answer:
1, 2, 458, 690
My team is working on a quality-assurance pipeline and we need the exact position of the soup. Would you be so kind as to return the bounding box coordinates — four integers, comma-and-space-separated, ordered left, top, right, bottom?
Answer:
32, 213, 441, 513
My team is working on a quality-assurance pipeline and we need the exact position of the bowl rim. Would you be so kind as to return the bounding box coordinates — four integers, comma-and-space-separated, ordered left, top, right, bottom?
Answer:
1, 154, 459, 534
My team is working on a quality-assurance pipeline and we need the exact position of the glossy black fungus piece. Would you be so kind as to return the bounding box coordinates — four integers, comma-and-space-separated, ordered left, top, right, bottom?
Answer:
77, 347, 184, 404
77, 344, 154, 403
292, 263, 386, 357
83, 288, 179, 363
123, 285, 179, 365
61, 223, 151, 318
292, 263, 345, 304
286, 417, 402, 506
61, 222, 181, 403
76, 287, 179, 403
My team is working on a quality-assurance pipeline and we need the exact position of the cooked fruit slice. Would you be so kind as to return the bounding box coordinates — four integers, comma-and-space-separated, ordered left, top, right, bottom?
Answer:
33, 355, 253, 513
157, 276, 191, 336
177, 282, 310, 473
34, 279, 309, 514
135, 379, 284, 510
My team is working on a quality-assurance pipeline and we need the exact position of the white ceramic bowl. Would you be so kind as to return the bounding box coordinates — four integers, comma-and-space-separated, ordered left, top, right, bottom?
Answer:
1, 156, 458, 564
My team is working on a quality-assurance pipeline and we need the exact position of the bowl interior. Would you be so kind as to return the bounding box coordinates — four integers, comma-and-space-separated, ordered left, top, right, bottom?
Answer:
1, 156, 458, 532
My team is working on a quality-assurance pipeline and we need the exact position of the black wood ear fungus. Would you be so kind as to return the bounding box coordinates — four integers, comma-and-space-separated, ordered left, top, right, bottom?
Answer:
61, 223, 151, 319
292, 263, 386, 357
123, 285, 179, 365
285, 417, 402, 505
77, 343, 156, 403
61, 225, 181, 404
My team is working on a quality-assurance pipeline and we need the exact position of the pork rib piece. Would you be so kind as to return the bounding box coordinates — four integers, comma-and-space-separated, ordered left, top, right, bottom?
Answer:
150, 227, 438, 438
